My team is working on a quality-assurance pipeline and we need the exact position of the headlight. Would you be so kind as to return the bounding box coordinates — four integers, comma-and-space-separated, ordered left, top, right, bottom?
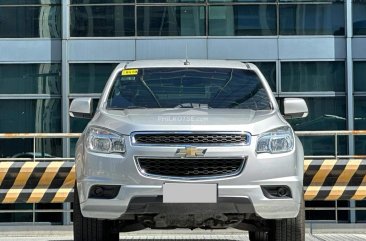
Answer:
256, 126, 294, 154
86, 127, 125, 153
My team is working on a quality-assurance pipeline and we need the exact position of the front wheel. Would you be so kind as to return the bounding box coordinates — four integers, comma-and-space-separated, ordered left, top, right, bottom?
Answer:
249, 231, 267, 241
73, 186, 119, 241
249, 199, 305, 241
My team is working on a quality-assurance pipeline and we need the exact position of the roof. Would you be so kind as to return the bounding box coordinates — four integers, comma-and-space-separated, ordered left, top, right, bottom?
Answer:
116, 59, 258, 70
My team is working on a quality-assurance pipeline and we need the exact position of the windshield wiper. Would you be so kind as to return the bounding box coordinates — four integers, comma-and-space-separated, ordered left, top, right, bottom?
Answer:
108, 106, 147, 110
209, 69, 234, 104
138, 74, 162, 108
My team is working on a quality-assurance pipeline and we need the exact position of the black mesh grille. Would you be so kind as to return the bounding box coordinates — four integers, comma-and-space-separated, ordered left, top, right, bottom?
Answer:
137, 158, 245, 178
134, 133, 249, 145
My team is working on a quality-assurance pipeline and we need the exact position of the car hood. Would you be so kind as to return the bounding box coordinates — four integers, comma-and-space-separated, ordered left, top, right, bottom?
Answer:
91, 108, 288, 136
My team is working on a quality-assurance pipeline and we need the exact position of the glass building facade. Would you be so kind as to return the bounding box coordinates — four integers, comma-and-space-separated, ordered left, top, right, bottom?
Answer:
0, 0, 365, 224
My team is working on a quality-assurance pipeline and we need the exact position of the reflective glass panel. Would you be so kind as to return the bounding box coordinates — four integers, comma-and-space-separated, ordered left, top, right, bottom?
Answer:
353, 3, 366, 35
71, 118, 90, 134
279, 3, 345, 35
354, 62, 366, 92
0, 64, 61, 95
281, 62, 345, 92
0, 0, 60, 4
35, 204, 63, 223
0, 204, 33, 223
0, 99, 62, 158
356, 201, 366, 223
306, 201, 349, 222
70, 5, 135, 37
288, 97, 346, 131
0, 6, 61, 38
138, 0, 204, 2
354, 97, 366, 155
137, 6, 205, 36
209, 5, 276, 36
287, 97, 347, 155
280, 0, 343, 2
356, 211, 366, 223
71, 0, 133, 3
209, 0, 275, 2
0, 99, 61, 133
70, 63, 118, 93
0, 204, 62, 224
254, 62, 276, 92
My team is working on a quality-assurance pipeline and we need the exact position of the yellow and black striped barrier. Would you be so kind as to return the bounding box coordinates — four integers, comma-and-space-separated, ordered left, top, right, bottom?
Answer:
0, 161, 75, 204
304, 159, 366, 201
0, 159, 366, 203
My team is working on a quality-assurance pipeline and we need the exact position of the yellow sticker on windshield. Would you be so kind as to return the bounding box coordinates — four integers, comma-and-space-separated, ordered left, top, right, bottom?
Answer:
122, 69, 138, 76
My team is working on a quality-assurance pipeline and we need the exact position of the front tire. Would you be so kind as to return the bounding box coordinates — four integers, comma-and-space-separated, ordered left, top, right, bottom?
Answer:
73, 186, 119, 241
249, 199, 305, 241
249, 231, 267, 241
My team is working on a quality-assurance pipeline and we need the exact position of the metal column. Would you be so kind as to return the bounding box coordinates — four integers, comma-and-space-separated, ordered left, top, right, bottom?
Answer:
62, 0, 71, 225
346, 0, 356, 223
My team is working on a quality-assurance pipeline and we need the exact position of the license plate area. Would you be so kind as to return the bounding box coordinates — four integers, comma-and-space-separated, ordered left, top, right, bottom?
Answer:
163, 183, 217, 203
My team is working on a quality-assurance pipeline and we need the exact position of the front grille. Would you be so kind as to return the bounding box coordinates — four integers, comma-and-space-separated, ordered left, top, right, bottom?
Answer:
136, 158, 245, 179
133, 133, 250, 145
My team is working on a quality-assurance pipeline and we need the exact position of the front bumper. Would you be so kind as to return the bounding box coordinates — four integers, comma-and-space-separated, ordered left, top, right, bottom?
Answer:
76, 136, 303, 220
78, 178, 301, 220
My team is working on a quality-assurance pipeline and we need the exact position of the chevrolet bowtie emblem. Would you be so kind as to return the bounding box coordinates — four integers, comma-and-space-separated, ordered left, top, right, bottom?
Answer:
176, 147, 207, 157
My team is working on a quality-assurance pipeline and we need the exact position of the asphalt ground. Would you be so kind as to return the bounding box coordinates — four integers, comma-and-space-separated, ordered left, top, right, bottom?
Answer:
0, 227, 366, 241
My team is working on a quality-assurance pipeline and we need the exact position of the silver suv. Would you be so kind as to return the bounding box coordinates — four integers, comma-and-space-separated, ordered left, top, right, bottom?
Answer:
70, 60, 308, 241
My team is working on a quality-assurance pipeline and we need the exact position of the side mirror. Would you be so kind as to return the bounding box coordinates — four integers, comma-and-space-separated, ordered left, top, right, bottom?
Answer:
69, 98, 93, 119
283, 98, 308, 119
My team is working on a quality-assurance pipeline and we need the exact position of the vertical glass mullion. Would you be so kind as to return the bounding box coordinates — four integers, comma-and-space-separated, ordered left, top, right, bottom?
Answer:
135, 0, 138, 37
62, 0, 71, 225
276, 0, 279, 36
346, 0, 355, 224
276, 60, 280, 97
205, 0, 208, 37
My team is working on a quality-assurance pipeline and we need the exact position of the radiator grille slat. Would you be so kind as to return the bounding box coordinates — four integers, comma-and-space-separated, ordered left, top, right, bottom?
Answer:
137, 158, 245, 179
134, 134, 249, 145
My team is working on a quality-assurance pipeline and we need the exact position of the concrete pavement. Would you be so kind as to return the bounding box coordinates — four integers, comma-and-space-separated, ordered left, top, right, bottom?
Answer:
0, 226, 365, 241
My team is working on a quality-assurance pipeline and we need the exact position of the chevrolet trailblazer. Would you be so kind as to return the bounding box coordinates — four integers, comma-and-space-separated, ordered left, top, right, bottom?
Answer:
70, 59, 308, 241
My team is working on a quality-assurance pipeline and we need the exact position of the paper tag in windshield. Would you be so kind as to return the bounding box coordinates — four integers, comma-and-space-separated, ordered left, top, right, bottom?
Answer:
122, 69, 138, 76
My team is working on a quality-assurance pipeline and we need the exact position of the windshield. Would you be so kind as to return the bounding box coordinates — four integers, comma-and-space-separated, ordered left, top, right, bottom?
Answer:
106, 67, 272, 110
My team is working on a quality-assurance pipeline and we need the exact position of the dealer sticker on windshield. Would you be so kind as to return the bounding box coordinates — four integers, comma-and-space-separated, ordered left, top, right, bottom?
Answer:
122, 69, 138, 76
